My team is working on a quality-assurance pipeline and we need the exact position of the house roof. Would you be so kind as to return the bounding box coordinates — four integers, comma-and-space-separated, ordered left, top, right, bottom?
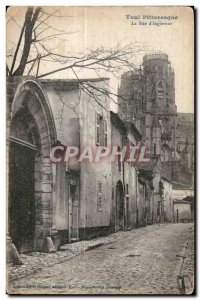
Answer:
173, 199, 192, 204
110, 111, 127, 135
110, 111, 143, 141
40, 77, 110, 91
124, 122, 142, 142
161, 176, 193, 189
172, 181, 193, 190
132, 155, 160, 171
161, 176, 173, 183
40, 77, 110, 84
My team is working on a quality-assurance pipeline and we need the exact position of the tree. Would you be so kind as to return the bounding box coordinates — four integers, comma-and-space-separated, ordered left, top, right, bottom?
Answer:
7, 7, 145, 112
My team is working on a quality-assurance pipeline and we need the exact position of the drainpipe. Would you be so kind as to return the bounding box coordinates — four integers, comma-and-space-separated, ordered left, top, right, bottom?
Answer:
122, 161, 126, 231
135, 168, 139, 228
122, 137, 126, 231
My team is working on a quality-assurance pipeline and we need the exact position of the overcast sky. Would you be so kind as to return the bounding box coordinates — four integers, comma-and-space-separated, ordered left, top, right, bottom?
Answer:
7, 6, 194, 113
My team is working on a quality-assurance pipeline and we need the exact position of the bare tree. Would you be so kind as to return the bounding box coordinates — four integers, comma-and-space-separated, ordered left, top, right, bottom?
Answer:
7, 7, 145, 112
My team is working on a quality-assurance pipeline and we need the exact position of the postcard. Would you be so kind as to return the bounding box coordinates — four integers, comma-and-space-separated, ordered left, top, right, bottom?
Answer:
6, 6, 194, 295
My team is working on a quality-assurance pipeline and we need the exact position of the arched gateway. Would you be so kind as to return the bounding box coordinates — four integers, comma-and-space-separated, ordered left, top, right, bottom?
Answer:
8, 78, 56, 253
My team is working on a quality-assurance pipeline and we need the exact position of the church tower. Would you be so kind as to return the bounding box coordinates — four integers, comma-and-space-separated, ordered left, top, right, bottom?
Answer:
118, 52, 177, 161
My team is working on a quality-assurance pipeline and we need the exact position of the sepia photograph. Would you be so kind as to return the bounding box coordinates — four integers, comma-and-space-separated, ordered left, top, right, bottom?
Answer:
6, 6, 195, 295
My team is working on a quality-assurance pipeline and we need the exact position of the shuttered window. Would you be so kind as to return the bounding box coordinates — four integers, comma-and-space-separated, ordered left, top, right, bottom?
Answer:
96, 113, 108, 146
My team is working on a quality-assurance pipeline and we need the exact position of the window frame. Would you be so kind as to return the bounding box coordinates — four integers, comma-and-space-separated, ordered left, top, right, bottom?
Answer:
95, 112, 108, 147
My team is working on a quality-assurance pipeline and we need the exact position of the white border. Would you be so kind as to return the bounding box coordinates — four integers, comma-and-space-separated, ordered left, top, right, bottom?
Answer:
1, 1, 199, 299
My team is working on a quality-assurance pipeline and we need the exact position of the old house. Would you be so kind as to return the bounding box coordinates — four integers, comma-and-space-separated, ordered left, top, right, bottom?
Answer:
7, 76, 113, 253
7, 52, 194, 258
159, 177, 194, 223
7, 75, 147, 256
171, 181, 194, 222
133, 155, 161, 225
110, 112, 142, 232
160, 176, 173, 222
117, 52, 195, 226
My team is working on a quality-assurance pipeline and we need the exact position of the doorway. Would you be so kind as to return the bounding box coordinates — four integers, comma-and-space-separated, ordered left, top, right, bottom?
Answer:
68, 176, 79, 243
9, 108, 40, 253
9, 140, 37, 252
115, 180, 124, 231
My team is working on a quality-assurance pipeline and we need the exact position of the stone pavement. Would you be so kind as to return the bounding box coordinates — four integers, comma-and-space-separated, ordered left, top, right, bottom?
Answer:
7, 223, 194, 295
7, 231, 129, 281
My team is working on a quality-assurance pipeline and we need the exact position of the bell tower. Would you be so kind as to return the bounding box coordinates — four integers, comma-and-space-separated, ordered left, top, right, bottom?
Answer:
118, 52, 177, 161
142, 52, 177, 160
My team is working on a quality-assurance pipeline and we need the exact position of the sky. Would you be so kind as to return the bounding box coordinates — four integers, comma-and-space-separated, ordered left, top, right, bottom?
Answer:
7, 6, 194, 113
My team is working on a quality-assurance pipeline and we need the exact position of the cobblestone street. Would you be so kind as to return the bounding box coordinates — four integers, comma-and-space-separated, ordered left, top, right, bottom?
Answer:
8, 223, 194, 295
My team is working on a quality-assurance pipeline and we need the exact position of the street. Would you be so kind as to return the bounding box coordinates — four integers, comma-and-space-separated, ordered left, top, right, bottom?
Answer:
8, 223, 194, 295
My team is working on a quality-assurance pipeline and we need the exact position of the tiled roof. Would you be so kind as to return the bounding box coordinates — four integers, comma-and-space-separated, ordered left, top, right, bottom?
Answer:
124, 122, 142, 141
132, 155, 159, 171
110, 111, 127, 135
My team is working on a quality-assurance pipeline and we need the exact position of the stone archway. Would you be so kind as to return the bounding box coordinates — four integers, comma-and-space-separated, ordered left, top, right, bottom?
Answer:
9, 108, 40, 252
115, 180, 124, 231
8, 78, 57, 253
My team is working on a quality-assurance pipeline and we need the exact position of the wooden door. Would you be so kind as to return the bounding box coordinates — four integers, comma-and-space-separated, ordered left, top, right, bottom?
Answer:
9, 141, 36, 252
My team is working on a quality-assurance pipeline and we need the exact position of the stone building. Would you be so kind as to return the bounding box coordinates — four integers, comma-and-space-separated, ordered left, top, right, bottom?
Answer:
133, 155, 162, 225
117, 52, 194, 224
7, 75, 145, 255
171, 182, 194, 222
160, 176, 173, 222
7, 76, 113, 253
118, 52, 177, 161
110, 111, 142, 231
7, 53, 194, 256
160, 176, 194, 223
176, 113, 194, 177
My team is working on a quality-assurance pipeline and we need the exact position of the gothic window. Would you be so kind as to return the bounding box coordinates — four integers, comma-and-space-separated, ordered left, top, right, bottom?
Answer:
158, 81, 164, 97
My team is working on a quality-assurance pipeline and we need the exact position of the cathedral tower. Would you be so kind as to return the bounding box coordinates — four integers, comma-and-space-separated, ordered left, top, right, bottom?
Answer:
118, 52, 177, 161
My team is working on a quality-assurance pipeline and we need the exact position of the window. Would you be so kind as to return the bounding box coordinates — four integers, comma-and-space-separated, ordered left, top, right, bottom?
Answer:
96, 113, 107, 146
96, 113, 102, 145
158, 81, 164, 97
97, 180, 103, 212
118, 146, 122, 172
